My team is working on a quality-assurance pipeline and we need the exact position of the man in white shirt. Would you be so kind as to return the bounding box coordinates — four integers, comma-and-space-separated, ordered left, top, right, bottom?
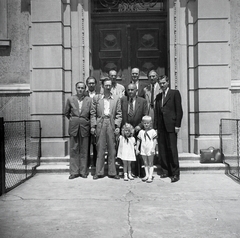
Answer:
65, 82, 92, 179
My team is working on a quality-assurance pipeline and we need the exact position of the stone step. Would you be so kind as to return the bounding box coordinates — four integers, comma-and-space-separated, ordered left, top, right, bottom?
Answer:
36, 160, 226, 174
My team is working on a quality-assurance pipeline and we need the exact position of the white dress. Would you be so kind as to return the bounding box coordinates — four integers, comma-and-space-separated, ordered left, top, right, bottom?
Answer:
137, 129, 157, 156
117, 135, 136, 161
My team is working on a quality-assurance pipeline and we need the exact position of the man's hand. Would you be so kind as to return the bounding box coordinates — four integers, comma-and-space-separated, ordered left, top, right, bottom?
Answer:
175, 127, 180, 134
91, 128, 96, 135
115, 128, 120, 135
135, 126, 141, 132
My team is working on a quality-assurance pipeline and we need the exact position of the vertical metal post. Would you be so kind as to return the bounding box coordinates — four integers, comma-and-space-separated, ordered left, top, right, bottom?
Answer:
24, 120, 27, 179
237, 120, 240, 178
0, 117, 6, 195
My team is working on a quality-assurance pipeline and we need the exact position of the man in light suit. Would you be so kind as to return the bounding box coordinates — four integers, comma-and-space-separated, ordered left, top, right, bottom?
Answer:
154, 75, 183, 183
90, 77, 122, 180
121, 83, 148, 177
65, 82, 92, 179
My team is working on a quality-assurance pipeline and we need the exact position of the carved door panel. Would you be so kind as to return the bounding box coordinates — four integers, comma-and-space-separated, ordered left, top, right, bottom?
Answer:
92, 23, 129, 86
92, 20, 167, 87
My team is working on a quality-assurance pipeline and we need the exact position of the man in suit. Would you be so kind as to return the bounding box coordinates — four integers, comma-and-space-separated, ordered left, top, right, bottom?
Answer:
65, 82, 92, 179
121, 83, 148, 177
90, 77, 122, 180
86, 76, 98, 98
86, 76, 98, 168
154, 75, 183, 183
144, 69, 161, 123
129, 68, 147, 98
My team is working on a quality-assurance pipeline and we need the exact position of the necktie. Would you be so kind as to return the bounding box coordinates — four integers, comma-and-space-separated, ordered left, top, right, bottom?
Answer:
128, 98, 134, 117
161, 92, 165, 107
150, 84, 154, 108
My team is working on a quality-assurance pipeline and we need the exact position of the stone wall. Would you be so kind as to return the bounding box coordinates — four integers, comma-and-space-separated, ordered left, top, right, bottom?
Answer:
0, 0, 30, 85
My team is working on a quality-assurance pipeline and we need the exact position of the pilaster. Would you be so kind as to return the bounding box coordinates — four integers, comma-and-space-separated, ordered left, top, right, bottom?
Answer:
30, 0, 69, 156
187, 0, 231, 153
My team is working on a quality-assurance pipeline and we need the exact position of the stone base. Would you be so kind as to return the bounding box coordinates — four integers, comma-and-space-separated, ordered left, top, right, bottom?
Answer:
41, 138, 69, 157
194, 136, 220, 154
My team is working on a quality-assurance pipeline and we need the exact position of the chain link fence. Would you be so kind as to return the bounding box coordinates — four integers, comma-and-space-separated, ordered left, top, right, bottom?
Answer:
220, 119, 240, 180
2, 119, 41, 193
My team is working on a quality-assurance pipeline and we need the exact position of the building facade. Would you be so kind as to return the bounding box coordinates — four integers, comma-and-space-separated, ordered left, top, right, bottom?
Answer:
1, 0, 240, 157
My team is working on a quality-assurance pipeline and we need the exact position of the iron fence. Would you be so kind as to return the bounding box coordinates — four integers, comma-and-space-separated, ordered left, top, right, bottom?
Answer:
0, 118, 41, 194
220, 119, 240, 181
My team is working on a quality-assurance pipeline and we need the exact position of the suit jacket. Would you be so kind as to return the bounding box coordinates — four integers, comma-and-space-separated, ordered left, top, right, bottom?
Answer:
144, 83, 161, 121
90, 94, 122, 135
154, 89, 183, 133
64, 95, 92, 137
121, 95, 148, 128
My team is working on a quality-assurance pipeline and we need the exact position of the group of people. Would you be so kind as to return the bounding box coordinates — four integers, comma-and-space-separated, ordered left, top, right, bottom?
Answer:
64, 68, 183, 183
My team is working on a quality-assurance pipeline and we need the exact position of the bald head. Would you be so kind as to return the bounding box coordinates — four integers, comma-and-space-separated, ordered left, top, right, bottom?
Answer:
131, 68, 140, 83
127, 83, 138, 98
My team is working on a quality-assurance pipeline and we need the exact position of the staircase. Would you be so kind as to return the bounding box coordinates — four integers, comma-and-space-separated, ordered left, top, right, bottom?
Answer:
36, 153, 226, 174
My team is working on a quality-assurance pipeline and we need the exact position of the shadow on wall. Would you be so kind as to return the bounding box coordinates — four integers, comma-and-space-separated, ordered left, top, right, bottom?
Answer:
0, 48, 11, 57
21, 0, 30, 13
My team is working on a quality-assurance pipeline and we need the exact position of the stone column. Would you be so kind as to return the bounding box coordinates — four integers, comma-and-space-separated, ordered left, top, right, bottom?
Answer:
30, 0, 69, 156
187, 0, 231, 153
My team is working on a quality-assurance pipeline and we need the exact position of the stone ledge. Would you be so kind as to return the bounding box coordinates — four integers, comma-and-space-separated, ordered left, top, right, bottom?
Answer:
0, 39, 11, 48
0, 84, 30, 94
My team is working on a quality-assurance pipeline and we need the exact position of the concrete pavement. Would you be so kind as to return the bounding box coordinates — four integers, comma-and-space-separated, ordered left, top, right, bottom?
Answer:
0, 172, 240, 238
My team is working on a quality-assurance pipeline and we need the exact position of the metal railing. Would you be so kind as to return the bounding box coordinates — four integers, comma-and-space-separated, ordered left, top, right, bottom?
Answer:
0, 118, 41, 194
220, 119, 240, 181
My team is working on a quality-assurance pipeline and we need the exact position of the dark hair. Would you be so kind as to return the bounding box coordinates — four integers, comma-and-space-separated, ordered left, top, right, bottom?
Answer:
147, 69, 158, 78
75, 81, 86, 89
86, 76, 97, 85
159, 75, 169, 82
102, 77, 112, 85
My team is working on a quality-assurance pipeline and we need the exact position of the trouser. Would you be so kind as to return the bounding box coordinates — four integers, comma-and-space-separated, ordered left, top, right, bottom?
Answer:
70, 130, 89, 176
157, 128, 179, 177
95, 118, 117, 176
88, 135, 97, 167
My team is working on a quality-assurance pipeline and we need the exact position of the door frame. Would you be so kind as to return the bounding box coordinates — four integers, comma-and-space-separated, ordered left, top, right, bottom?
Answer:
91, 12, 168, 87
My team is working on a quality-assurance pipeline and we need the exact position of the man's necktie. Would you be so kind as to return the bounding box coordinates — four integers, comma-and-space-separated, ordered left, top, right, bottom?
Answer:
150, 84, 154, 108
161, 92, 165, 107
128, 98, 134, 117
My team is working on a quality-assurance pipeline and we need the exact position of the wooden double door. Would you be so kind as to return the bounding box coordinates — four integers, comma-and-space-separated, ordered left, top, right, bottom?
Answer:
92, 16, 168, 87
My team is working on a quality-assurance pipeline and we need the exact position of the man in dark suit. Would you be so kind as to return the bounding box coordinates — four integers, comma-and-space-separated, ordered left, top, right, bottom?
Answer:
121, 83, 148, 177
65, 82, 92, 179
154, 75, 183, 183
85, 76, 98, 168
129, 68, 147, 98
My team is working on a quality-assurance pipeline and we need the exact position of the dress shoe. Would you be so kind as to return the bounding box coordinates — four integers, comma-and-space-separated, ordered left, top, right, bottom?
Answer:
171, 175, 180, 183
69, 174, 80, 179
93, 175, 99, 180
109, 175, 120, 179
81, 174, 88, 178
160, 174, 168, 178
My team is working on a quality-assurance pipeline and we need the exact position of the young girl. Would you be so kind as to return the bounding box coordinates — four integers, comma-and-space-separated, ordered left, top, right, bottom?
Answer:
117, 123, 136, 181
136, 116, 157, 183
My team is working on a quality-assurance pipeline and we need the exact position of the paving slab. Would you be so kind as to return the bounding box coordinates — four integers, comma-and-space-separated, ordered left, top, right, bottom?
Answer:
0, 172, 240, 238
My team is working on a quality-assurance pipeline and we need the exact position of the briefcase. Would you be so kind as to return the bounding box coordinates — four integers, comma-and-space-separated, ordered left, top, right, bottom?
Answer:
200, 147, 223, 163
